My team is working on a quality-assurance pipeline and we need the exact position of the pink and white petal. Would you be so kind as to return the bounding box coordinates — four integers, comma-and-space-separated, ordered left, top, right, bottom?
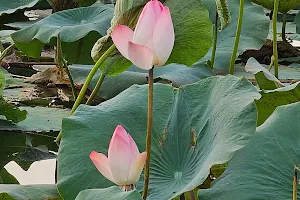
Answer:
89, 151, 115, 184
145, 36, 159, 65
127, 133, 140, 161
111, 25, 134, 60
108, 127, 132, 185
109, 125, 130, 152
128, 42, 153, 70
127, 152, 147, 183
152, 6, 175, 66
133, 0, 163, 45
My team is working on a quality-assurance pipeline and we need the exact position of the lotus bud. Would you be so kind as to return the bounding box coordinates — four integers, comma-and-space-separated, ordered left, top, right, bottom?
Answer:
89, 125, 147, 190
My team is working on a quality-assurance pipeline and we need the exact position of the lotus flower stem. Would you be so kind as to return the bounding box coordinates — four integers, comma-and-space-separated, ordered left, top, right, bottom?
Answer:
211, 9, 219, 69
86, 74, 106, 105
273, 0, 279, 78
56, 44, 116, 142
282, 13, 287, 43
142, 66, 154, 200
229, 0, 244, 75
293, 165, 298, 200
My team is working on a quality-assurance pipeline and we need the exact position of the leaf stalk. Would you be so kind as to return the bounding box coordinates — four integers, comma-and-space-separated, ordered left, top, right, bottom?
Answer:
229, 0, 244, 74
273, 0, 279, 78
56, 44, 116, 142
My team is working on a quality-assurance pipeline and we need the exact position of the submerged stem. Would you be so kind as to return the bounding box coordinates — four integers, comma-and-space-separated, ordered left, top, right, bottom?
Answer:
273, 0, 279, 78
229, 0, 244, 75
142, 66, 154, 200
86, 74, 106, 105
56, 44, 116, 142
211, 10, 219, 69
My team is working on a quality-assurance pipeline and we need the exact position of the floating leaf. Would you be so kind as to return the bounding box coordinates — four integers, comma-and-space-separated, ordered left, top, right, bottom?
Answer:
0, 68, 27, 123
70, 63, 215, 100
0, 106, 69, 132
0, 184, 62, 200
0, 0, 39, 15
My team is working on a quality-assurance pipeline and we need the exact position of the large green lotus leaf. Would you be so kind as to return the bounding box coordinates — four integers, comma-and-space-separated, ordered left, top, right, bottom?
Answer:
199, 102, 300, 200
70, 63, 215, 100
0, 0, 39, 15
255, 81, 300, 126
194, 0, 269, 72
0, 184, 62, 200
57, 75, 260, 199
251, 0, 300, 13
164, 0, 212, 66
75, 186, 142, 200
11, 5, 113, 64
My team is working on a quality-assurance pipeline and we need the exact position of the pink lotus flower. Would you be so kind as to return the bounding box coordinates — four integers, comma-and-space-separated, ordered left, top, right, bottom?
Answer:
90, 125, 147, 186
111, 0, 175, 70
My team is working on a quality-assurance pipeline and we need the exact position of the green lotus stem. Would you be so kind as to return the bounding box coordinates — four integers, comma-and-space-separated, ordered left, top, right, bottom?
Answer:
229, 0, 244, 74
0, 44, 14, 61
64, 66, 78, 100
86, 74, 106, 105
211, 10, 219, 69
282, 13, 287, 42
56, 44, 116, 142
56, 34, 77, 100
142, 66, 154, 200
273, 0, 279, 78
294, 166, 298, 200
